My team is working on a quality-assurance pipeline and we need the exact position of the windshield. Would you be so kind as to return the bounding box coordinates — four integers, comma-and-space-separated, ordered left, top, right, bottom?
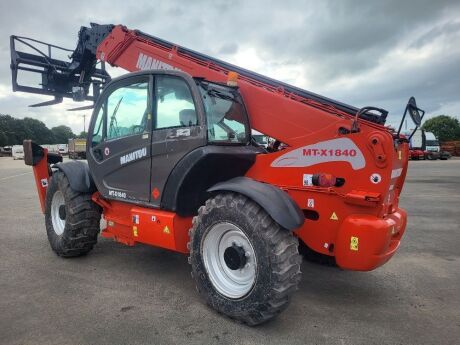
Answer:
426, 140, 439, 146
253, 135, 268, 145
198, 81, 249, 144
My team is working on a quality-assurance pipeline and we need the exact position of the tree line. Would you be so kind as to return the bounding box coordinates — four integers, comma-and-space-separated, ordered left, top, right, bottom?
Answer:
1, 113, 459, 147
421, 115, 460, 142
0, 114, 86, 146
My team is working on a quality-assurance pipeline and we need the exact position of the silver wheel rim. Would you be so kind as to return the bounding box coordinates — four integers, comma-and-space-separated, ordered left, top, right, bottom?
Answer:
51, 190, 65, 236
202, 222, 257, 299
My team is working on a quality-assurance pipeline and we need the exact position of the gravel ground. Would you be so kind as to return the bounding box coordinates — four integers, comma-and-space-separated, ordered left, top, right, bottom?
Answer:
0, 157, 459, 345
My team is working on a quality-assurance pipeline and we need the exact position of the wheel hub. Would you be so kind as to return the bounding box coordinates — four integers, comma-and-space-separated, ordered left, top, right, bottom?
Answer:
51, 190, 66, 236
202, 222, 257, 299
224, 244, 247, 270
58, 205, 66, 220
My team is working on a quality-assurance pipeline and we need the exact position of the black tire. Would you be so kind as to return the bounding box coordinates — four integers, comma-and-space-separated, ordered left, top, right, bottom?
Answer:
188, 192, 302, 325
45, 171, 101, 257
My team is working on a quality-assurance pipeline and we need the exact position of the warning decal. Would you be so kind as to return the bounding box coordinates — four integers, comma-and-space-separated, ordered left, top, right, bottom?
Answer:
350, 236, 359, 251
271, 138, 365, 170
330, 212, 339, 221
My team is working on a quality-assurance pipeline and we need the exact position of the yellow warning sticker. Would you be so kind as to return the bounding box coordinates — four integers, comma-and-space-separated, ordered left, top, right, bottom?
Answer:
330, 212, 338, 221
350, 236, 359, 251
163, 226, 170, 234
133, 226, 138, 237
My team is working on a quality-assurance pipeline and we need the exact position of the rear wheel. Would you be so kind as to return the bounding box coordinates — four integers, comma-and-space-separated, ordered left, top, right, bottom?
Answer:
45, 171, 101, 257
189, 193, 302, 325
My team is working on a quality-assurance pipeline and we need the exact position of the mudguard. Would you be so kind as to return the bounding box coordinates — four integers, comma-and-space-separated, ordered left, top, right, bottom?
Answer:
53, 161, 96, 193
208, 177, 304, 231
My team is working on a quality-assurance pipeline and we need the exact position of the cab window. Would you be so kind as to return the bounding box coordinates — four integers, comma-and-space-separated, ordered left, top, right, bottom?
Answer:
106, 82, 149, 140
155, 76, 197, 129
91, 105, 105, 147
198, 82, 248, 144
91, 80, 149, 147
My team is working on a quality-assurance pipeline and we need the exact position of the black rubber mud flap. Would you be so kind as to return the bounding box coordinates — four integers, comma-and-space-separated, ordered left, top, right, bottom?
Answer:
208, 177, 304, 231
54, 161, 96, 193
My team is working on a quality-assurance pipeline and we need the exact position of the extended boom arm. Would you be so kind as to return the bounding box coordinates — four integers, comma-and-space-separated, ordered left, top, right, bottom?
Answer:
10, 23, 388, 143
10, 24, 113, 107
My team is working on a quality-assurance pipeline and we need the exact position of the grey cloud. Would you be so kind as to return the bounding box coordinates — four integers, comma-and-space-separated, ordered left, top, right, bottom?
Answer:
218, 43, 238, 55
410, 21, 460, 49
259, 0, 460, 79
0, 0, 458, 133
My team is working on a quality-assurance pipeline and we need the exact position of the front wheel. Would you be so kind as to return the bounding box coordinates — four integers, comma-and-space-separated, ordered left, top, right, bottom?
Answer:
45, 171, 101, 257
188, 193, 302, 325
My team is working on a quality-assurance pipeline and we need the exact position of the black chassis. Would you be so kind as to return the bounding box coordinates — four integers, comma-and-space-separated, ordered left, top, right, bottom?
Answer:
78, 69, 304, 230
55, 69, 302, 229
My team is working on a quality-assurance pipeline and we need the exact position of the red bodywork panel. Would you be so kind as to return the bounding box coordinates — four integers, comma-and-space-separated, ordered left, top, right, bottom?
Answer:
92, 192, 191, 253
67, 25, 411, 271
31, 149, 51, 213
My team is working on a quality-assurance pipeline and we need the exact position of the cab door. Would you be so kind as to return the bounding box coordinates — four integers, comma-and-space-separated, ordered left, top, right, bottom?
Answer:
87, 75, 152, 203
148, 73, 206, 207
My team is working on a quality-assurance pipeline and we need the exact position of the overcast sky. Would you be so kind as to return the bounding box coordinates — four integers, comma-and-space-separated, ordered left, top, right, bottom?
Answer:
0, 0, 459, 133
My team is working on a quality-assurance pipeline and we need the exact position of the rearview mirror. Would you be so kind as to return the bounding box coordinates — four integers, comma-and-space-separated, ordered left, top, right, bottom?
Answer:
407, 97, 422, 127
396, 97, 425, 139
23, 140, 44, 166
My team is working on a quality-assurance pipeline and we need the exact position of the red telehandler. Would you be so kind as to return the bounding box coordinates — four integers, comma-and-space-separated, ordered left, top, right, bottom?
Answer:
10, 23, 424, 325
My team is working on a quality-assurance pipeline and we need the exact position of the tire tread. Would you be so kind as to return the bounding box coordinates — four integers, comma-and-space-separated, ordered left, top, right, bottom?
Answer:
45, 172, 101, 257
188, 192, 301, 325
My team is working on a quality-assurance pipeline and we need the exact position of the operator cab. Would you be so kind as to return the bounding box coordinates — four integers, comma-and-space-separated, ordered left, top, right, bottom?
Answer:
87, 70, 255, 210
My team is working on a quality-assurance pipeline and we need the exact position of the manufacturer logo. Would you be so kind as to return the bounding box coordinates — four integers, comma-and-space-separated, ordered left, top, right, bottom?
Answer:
120, 147, 147, 165
136, 53, 181, 71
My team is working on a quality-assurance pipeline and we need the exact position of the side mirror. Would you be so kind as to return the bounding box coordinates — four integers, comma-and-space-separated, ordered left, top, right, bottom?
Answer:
407, 97, 422, 127
23, 140, 45, 166
396, 97, 425, 139
23, 140, 63, 166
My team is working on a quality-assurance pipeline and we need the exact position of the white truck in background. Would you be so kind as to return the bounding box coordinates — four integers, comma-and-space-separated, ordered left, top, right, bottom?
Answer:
12, 145, 24, 160
408, 129, 450, 160
41, 144, 59, 153
421, 131, 450, 160
57, 144, 68, 155
423, 131, 439, 160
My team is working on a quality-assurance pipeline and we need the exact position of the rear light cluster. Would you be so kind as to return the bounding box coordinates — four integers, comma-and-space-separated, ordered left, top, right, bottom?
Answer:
312, 173, 345, 187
